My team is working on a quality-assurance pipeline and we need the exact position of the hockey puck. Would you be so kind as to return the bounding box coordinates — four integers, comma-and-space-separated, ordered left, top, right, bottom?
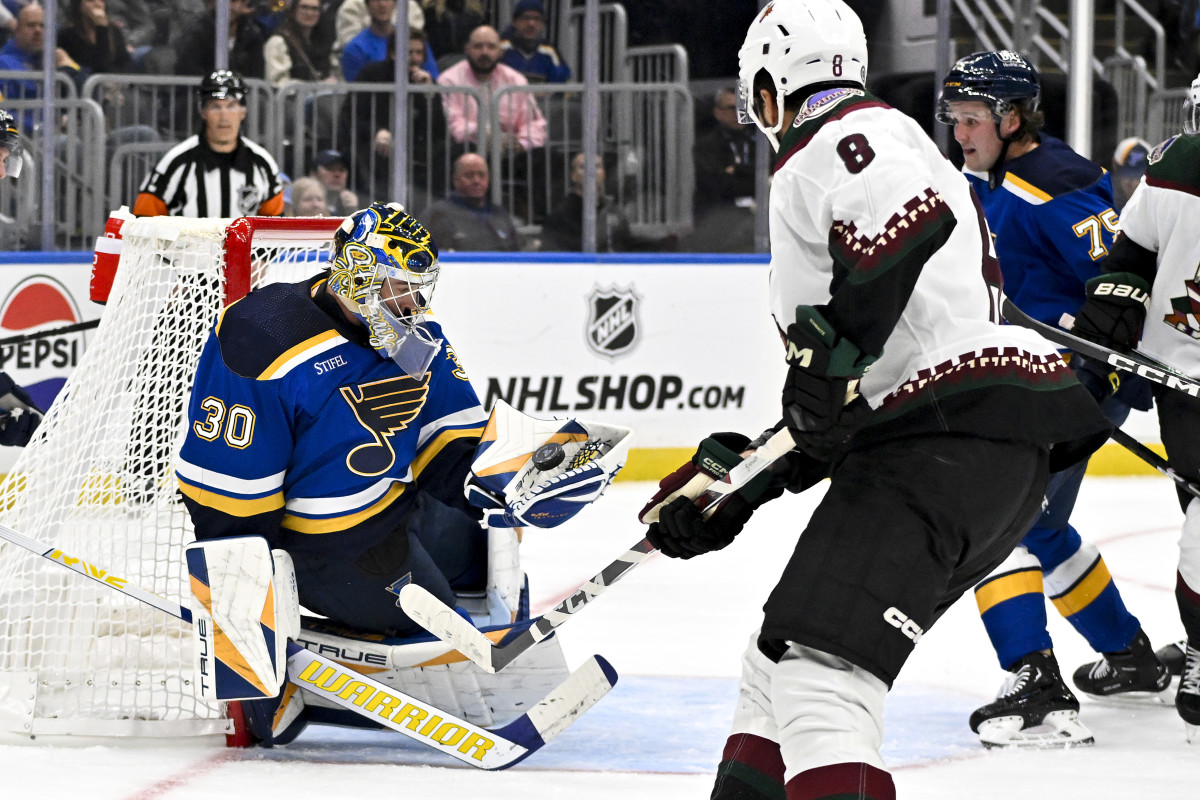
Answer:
532, 442, 565, 471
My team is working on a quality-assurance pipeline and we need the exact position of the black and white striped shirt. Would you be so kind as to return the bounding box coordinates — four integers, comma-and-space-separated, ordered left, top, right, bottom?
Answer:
134, 135, 284, 218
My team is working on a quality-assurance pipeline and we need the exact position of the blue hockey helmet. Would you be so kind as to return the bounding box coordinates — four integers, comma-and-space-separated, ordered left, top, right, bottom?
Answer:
328, 203, 444, 378
936, 50, 1040, 125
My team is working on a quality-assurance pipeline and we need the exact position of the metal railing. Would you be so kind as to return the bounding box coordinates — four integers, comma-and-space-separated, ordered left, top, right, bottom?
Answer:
0, 97, 107, 251
1146, 87, 1190, 143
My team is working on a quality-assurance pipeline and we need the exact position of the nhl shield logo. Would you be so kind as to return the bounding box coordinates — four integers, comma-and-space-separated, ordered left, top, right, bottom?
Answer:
585, 286, 639, 358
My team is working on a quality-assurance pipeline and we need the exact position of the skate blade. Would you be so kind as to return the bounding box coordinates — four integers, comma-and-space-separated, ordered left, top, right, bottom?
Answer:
1081, 685, 1174, 707
977, 710, 1095, 749
1187, 722, 1199, 744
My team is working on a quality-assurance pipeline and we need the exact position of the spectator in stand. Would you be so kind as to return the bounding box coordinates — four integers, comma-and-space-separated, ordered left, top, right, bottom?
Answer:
309, 148, 362, 217
1111, 136, 1151, 213
341, 29, 446, 204
104, 0, 156, 66
687, 85, 757, 253
60, 0, 134, 78
341, 0, 395, 81
422, 0, 483, 61
438, 25, 547, 152
0, 7, 14, 45
175, 0, 268, 79
0, 4, 82, 128
542, 152, 677, 253
133, 70, 283, 217
264, 0, 336, 85
438, 25, 547, 221
500, 0, 568, 84
336, 0, 436, 77
288, 174, 328, 215
420, 152, 520, 251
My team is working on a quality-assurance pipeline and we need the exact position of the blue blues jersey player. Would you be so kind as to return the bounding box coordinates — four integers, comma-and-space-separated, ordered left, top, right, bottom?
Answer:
939, 51, 1169, 747
177, 203, 490, 638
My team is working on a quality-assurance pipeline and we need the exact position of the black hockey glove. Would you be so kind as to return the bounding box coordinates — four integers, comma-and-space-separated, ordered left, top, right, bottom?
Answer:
1071, 355, 1122, 404
0, 372, 42, 447
1070, 271, 1151, 351
782, 306, 875, 461
639, 432, 750, 524
0, 409, 39, 447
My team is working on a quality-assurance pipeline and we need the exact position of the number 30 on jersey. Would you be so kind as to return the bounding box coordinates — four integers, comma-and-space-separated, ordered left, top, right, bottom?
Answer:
193, 396, 256, 448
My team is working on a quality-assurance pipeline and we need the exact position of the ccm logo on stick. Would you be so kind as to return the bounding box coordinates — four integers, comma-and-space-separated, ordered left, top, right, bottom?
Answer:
883, 606, 924, 643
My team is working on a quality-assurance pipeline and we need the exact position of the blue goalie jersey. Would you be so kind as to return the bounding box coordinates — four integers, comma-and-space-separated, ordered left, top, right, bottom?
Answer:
176, 273, 487, 562
966, 135, 1119, 327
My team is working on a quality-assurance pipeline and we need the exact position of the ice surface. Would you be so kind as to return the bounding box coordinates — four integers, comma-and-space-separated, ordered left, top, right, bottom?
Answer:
2, 476, 1193, 799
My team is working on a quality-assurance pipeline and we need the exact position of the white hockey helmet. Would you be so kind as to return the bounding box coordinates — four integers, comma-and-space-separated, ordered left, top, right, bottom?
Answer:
1185, 73, 1200, 135
737, 0, 868, 150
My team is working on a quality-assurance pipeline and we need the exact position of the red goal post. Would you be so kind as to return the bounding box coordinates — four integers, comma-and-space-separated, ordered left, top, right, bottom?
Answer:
0, 215, 341, 745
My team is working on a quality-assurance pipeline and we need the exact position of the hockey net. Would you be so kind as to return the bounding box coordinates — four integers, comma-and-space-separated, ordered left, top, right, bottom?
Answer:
0, 216, 343, 744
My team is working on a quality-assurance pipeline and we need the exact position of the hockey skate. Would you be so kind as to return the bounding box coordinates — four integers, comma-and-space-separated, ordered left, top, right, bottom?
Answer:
1072, 629, 1171, 703
1154, 640, 1187, 677
970, 651, 1094, 748
1176, 640, 1200, 743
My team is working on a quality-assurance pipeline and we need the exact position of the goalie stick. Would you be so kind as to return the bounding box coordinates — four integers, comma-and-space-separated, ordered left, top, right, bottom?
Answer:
1109, 427, 1200, 500
400, 427, 798, 673
1001, 297, 1200, 397
0, 520, 615, 769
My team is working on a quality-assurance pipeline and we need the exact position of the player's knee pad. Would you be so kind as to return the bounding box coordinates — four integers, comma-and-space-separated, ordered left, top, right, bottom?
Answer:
770, 643, 888, 780
454, 526, 528, 628
293, 618, 568, 727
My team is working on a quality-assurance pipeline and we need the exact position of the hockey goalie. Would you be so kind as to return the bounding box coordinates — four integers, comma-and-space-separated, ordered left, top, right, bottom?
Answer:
174, 203, 631, 746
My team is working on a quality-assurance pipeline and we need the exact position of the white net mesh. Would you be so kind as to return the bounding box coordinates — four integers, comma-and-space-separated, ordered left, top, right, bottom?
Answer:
0, 216, 340, 742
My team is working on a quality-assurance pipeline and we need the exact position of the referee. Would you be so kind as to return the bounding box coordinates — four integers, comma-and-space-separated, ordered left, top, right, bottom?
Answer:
133, 70, 284, 217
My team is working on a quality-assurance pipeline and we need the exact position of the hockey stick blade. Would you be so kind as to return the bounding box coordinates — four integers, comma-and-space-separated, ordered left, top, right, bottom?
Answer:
400, 428, 799, 673
1001, 297, 1200, 397
1109, 427, 1200, 500
0, 520, 613, 768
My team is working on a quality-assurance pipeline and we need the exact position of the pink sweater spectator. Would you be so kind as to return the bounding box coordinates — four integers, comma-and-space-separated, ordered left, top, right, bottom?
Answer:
437, 60, 547, 150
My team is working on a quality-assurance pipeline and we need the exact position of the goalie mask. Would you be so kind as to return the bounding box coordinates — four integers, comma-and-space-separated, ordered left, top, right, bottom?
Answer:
328, 203, 443, 378
0, 109, 22, 179
736, 0, 868, 151
1185, 73, 1200, 135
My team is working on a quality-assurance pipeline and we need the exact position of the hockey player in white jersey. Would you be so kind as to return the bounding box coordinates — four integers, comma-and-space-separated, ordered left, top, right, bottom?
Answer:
1071, 73, 1200, 740
638, 2, 1112, 797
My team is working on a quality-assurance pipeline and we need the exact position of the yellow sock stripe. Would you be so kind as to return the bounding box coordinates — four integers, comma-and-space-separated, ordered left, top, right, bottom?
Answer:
1051, 558, 1113, 617
975, 569, 1044, 615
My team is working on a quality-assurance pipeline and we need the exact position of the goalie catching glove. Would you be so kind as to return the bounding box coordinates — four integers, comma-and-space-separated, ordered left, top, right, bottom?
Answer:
1070, 271, 1151, 351
465, 399, 632, 528
782, 306, 875, 461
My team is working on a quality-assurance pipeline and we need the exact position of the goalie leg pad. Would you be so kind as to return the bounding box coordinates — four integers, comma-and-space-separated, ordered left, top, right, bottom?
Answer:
293, 618, 569, 727
186, 537, 299, 701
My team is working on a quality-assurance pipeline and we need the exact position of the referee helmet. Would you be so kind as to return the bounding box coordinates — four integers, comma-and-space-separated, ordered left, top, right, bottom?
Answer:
198, 70, 247, 107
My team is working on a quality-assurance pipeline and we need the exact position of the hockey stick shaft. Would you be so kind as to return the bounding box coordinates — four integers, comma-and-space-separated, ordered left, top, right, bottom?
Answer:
1002, 297, 1200, 397
401, 427, 799, 673
0, 318, 99, 347
0, 520, 612, 768
1109, 427, 1200, 500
